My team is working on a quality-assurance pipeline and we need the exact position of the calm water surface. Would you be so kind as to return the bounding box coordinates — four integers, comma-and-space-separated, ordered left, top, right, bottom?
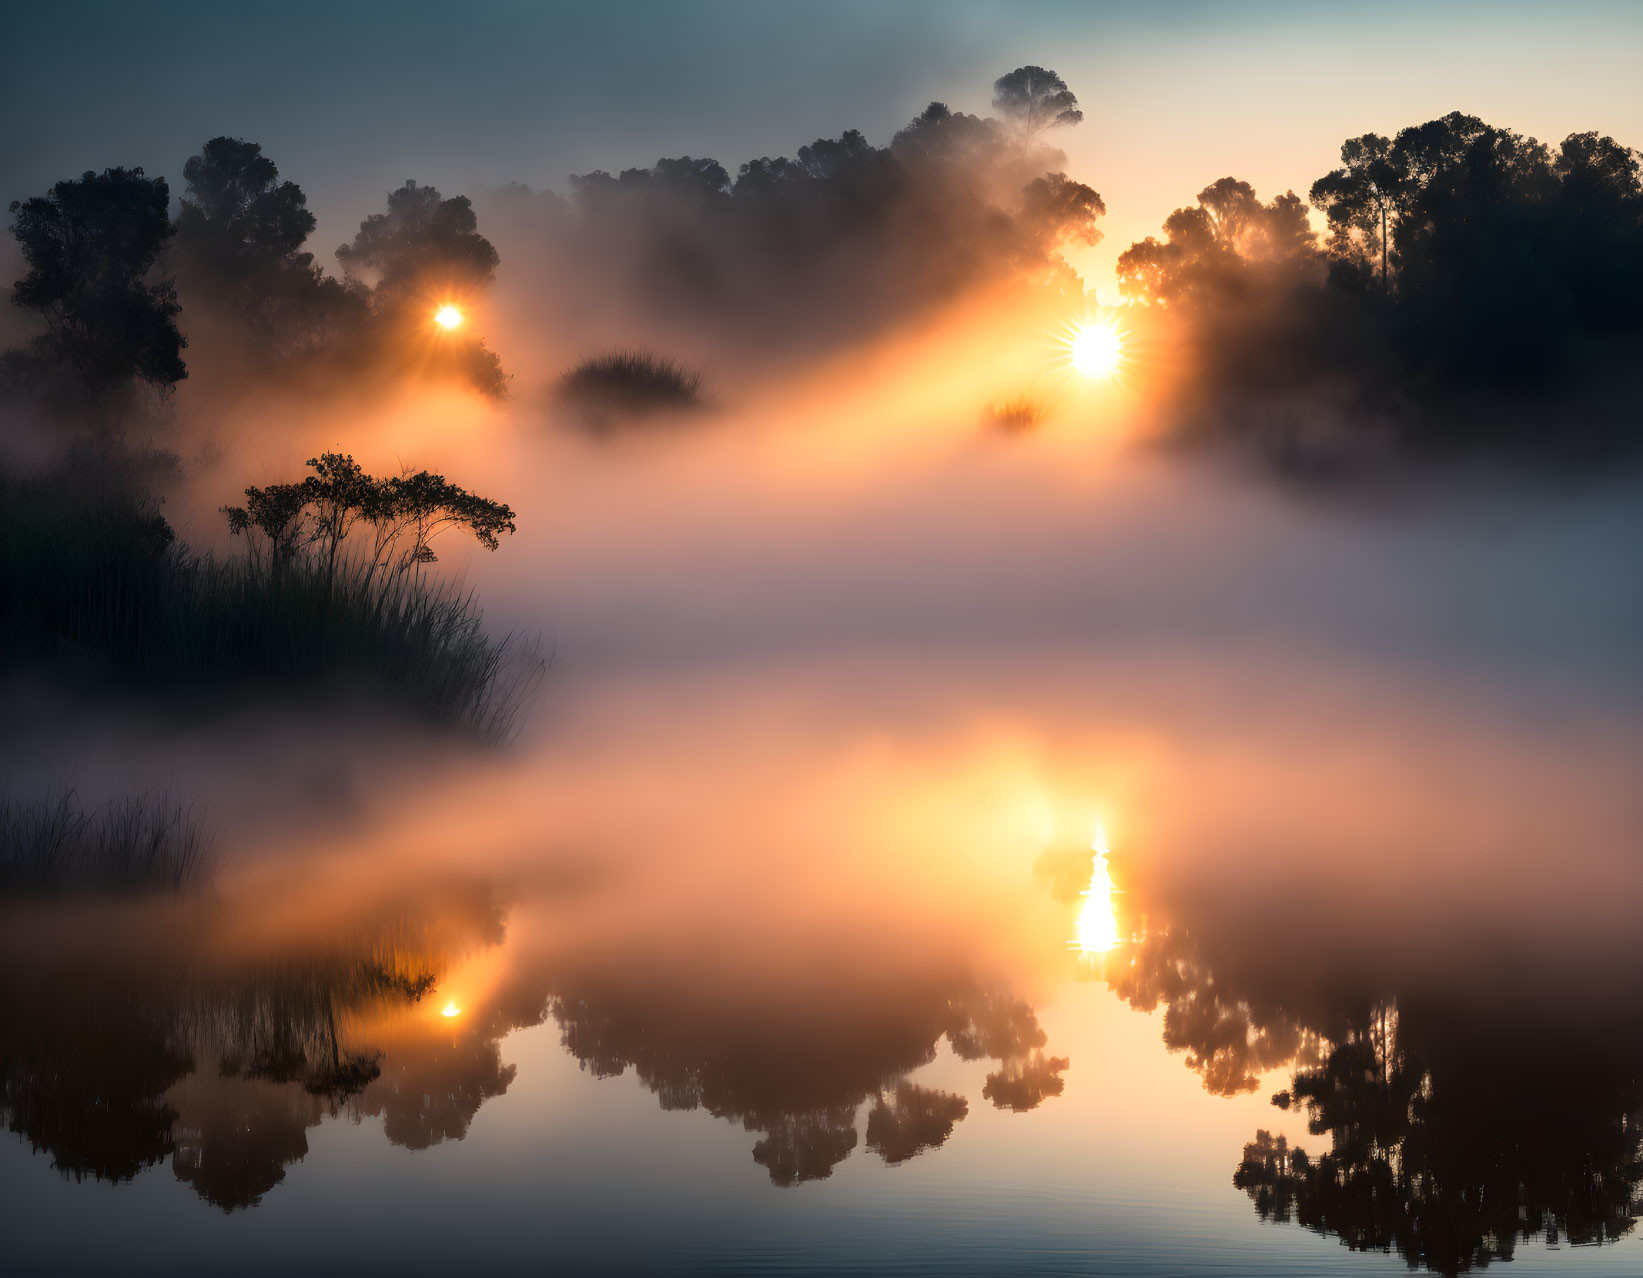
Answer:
5, 416, 1643, 1275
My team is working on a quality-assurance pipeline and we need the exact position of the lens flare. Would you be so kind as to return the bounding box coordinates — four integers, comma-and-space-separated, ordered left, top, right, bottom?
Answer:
433, 305, 464, 331
1069, 323, 1122, 379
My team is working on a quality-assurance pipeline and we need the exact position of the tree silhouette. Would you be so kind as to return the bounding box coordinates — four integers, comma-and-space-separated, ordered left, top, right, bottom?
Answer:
337, 180, 499, 303
178, 137, 315, 265
174, 136, 359, 356
991, 66, 1084, 136
221, 452, 517, 593
7, 167, 186, 402
1117, 178, 1317, 306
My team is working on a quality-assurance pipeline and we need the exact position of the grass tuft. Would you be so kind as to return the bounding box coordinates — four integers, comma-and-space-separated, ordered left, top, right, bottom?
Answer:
0, 787, 215, 895
557, 350, 703, 427
988, 394, 1048, 433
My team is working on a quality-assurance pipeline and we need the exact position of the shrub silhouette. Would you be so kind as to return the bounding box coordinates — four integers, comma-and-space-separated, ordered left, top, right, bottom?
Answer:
556, 350, 703, 428
1, 466, 538, 741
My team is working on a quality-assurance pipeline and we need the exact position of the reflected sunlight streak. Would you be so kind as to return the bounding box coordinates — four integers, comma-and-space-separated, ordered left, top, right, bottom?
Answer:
1074, 822, 1121, 954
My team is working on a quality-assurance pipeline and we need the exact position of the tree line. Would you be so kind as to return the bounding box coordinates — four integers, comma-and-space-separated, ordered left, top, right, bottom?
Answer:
1, 66, 1100, 413
1116, 111, 1643, 462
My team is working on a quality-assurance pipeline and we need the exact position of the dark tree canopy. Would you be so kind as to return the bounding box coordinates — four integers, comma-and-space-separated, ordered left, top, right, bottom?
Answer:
337, 180, 500, 302
178, 137, 316, 265
1116, 178, 1316, 305
7, 167, 187, 398
172, 137, 363, 360
991, 66, 1084, 135
547, 68, 1103, 355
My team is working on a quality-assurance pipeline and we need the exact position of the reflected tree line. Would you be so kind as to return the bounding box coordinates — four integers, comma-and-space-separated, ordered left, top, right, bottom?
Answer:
1105, 916, 1643, 1273
551, 980, 1066, 1186
0, 893, 1069, 1208
0, 889, 514, 1210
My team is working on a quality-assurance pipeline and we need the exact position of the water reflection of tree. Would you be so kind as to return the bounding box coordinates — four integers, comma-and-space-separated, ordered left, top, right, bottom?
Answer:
1110, 915, 1643, 1271
0, 893, 510, 1211
3, 897, 1066, 1205
1234, 1008, 1643, 1274
1104, 926, 1319, 1095
549, 981, 1067, 1185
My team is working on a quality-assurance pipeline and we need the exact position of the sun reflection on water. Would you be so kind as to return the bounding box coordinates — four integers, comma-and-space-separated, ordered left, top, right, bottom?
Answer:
1075, 822, 1121, 954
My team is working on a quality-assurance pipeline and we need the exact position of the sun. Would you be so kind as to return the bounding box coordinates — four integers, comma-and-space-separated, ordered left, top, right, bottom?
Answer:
433, 304, 464, 331
440, 1002, 462, 1018
1069, 323, 1122, 378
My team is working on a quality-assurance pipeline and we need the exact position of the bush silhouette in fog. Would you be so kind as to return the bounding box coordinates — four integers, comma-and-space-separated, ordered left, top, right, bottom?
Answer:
5, 167, 186, 408
556, 350, 703, 428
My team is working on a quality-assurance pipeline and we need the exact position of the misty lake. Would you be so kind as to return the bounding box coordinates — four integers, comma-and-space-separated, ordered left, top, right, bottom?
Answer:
6, 398, 1643, 1277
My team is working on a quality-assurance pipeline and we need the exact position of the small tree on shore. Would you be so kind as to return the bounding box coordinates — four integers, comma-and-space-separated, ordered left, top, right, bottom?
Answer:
221, 452, 515, 595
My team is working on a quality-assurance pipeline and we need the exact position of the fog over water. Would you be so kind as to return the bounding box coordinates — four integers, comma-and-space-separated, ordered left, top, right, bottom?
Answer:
6, 9, 1643, 1270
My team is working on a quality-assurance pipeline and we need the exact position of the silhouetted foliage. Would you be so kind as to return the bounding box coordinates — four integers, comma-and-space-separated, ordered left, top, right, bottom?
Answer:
556, 349, 703, 428
6, 167, 186, 405
174, 136, 362, 359
513, 67, 1100, 364
338, 179, 499, 302
0, 787, 214, 895
991, 66, 1084, 136
1127, 111, 1643, 467
0, 469, 536, 740
221, 451, 517, 590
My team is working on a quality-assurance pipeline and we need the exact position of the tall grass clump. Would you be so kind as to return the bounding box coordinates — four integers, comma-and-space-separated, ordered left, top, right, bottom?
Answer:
988, 394, 1047, 433
557, 350, 703, 428
1, 455, 542, 742
0, 787, 214, 895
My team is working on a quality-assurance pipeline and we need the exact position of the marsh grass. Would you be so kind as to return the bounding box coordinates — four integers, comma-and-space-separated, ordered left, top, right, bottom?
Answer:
988, 394, 1048, 433
557, 350, 703, 428
1, 482, 542, 741
0, 787, 214, 895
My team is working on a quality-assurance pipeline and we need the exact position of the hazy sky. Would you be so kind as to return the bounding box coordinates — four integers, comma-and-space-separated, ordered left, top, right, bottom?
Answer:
4, 0, 1641, 296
